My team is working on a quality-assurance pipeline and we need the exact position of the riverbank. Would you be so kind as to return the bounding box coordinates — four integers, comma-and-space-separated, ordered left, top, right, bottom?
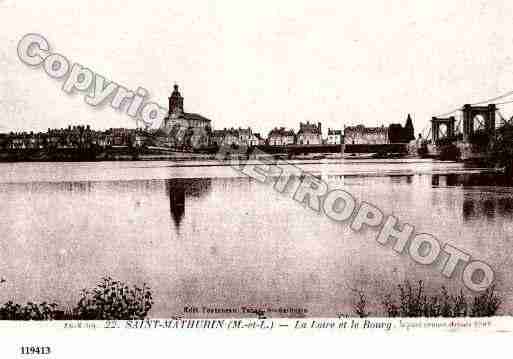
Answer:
0, 151, 425, 163
0, 278, 502, 319
0, 145, 412, 162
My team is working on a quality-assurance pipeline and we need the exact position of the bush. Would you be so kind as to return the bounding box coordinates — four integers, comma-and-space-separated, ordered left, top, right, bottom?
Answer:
0, 277, 153, 320
353, 290, 369, 318
0, 301, 58, 320
377, 281, 501, 317
487, 123, 513, 171
73, 277, 153, 320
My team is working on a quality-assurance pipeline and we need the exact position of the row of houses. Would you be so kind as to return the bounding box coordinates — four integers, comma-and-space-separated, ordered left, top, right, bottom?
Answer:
0, 118, 414, 151
0, 86, 415, 151
344, 125, 389, 145
340, 117, 415, 145
0, 126, 149, 150
235, 117, 413, 147
157, 86, 415, 147
212, 122, 344, 147
0, 122, 391, 151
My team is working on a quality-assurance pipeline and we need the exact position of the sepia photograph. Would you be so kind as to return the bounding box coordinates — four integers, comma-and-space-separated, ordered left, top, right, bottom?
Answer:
0, 0, 512, 357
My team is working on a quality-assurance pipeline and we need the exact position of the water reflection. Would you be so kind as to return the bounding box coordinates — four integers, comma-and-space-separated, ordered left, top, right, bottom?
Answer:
168, 183, 185, 229
462, 196, 513, 222
428, 174, 513, 222
390, 175, 413, 184
431, 173, 513, 187
462, 198, 475, 220
165, 178, 212, 230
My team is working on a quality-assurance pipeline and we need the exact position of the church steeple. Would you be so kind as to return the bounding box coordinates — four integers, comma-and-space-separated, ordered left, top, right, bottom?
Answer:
168, 84, 184, 115
404, 114, 415, 142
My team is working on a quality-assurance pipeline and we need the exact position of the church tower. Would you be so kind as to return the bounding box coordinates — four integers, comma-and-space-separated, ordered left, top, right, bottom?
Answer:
168, 84, 184, 116
404, 114, 415, 142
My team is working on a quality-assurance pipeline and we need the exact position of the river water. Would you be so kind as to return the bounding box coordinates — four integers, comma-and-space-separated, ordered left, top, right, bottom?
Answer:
0, 159, 512, 317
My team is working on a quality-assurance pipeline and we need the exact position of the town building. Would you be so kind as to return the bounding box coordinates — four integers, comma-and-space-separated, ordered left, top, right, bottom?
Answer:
212, 129, 226, 146
268, 127, 295, 146
212, 127, 263, 147
296, 122, 322, 145
110, 128, 132, 146
248, 132, 265, 146
238, 128, 252, 145
212, 128, 240, 147
134, 129, 152, 148
344, 125, 389, 144
160, 84, 212, 149
326, 128, 343, 144
388, 114, 416, 143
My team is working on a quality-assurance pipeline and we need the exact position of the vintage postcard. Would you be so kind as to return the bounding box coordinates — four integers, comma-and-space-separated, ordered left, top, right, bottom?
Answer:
0, 0, 512, 357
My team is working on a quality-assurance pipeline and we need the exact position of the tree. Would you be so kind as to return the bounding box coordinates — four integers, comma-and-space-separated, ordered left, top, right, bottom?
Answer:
488, 123, 513, 175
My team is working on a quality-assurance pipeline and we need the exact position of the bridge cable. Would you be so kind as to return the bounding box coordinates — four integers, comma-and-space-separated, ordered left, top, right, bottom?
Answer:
494, 99, 513, 106
470, 90, 513, 106
434, 89, 513, 118
434, 108, 461, 118
420, 122, 430, 138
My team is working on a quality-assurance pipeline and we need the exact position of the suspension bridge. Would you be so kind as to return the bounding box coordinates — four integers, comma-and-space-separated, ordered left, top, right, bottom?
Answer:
420, 91, 513, 160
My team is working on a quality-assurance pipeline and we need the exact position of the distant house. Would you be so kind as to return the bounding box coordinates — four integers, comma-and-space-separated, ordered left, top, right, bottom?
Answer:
211, 127, 263, 147
212, 129, 225, 146
111, 128, 131, 146
248, 132, 265, 147
223, 129, 240, 147
344, 125, 389, 144
212, 128, 241, 147
96, 132, 112, 147
268, 127, 295, 146
238, 128, 252, 145
296, 122, 322, 145
326, 128, 343, 144
134, 130, 152, 148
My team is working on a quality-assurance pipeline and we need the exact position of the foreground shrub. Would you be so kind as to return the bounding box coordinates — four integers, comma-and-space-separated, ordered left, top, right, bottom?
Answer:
0, 301, 58, 320
73, 277, 153, 320
353, 290, 369, 318
0, 277, 153, 320
376, 281, 501, 317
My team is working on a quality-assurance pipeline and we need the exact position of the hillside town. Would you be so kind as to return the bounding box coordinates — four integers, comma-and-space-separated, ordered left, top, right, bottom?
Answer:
0, 85, 415, 153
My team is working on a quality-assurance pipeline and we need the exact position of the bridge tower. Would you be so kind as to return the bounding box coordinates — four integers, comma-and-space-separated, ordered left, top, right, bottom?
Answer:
462, 104, 496, 142
431, 116, 456, 142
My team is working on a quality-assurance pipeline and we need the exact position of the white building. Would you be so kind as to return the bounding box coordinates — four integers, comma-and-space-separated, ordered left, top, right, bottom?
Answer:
327, 128, 343, 144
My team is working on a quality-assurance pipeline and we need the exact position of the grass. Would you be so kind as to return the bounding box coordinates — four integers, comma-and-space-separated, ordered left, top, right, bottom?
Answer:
354, 281, 501, 318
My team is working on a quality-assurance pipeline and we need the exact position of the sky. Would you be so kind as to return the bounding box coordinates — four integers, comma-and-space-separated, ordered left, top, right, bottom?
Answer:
2, 0, 513, 137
